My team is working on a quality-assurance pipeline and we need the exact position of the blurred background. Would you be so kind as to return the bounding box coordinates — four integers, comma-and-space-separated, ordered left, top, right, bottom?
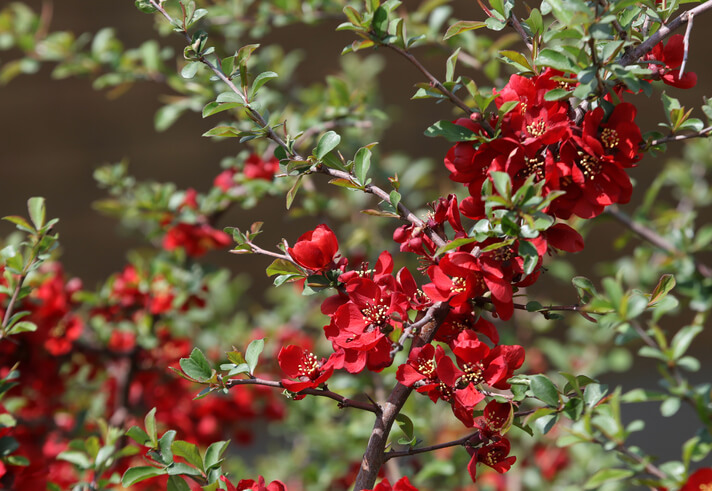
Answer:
1, 0, 711, 474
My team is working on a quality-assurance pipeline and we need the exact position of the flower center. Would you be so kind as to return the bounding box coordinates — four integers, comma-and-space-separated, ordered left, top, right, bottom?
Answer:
526, 118, 547, 137
600, 127, 620, 149
451, 276, 467, 294
297, 352, 320, 378
577, 151, 602, 180
362, 301, 390, 326
417, 359, 436, 377
493, 246, 514, 262
518, 156, 545, 182
459, 361, 485, 386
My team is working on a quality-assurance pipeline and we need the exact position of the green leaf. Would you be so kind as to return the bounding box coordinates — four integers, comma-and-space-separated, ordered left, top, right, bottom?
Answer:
535, 49, 579, 73
144, 408, 157, 447
490, 171, 512, 200
584, 383, 608, 408
315, 131, 341, 161
671, 325, 703, 360
179, 348, 212, 382
2, 215, 35, 233
250, 71, 278, 99
180, 61, 200, 79
266, 258, 304, 277
7, 321, 37, 335
202, 102, 241, 118
373, 6, 389, 36
167, 476, 192, 491
424, 120, 477, 142
499, 50, 533, 71
395, 413, 416, 445
159, 430, 176, 465
660, 397, 681, 417
245, 338, 265, 374
529, 375, 559, 407
354, 147, 371, 186
204, 440, 230, 471
584, 468, 634, 489
443, 20, 486, 40
171, 440, 204, 472
286, 175, 303, 210
649, 274, 675, 306
57, 450, 92, 469
122, 466, 166, 486
27, 197, 45, 230
135, 0, 158, 13
126, 426, 151, 446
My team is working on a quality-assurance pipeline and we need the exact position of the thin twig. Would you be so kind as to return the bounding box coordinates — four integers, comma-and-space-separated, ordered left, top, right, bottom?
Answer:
508, 14, 533, 52
649, 126, 712, 146
605, 206, 712, 278
389, 302, 446, 359
591, 436, 668, 480
679, 12, 694, 77
383, 44, 474, 116
225, 376, 381, 413
147, 0, 448, 251
385, 431, 482, 461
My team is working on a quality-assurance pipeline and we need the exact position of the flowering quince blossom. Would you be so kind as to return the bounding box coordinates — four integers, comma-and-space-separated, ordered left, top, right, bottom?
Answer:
162, 222, 232, 257
467, 438, 516, 482
368, 475, 419, 491
681, 468, 712, 491
278, 345, 334, 395
288, 224, 339, 272
646, 34, 698, 89
220, 475, 288, 491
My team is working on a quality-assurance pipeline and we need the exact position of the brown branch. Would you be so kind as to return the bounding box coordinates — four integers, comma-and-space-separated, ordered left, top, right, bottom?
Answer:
147, 0, 449, 251
619, 1, 712, 67
649, 126, 712, 146
385, 431, 482, 461
573, 0, 712, 124
679, 11, 694, 77
591, 436, 668, 481
353, 302, 451, 490
389, 301, 448, 359
605, 206, 712, 278
383, 44, 474, 117
508, 14, 533, 52
225, 376, 381, 413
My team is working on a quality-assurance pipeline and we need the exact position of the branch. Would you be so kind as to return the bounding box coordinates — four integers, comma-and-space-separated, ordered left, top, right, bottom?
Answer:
619, 1, 712, 67
389, 301, 449, 359
648, 126, 712, 147
605, 206, 712, 278
224, 376, 381, 413
147, 1, 448, 250
507, 14, 533, 52
353, 302, 451, 490
383, 44, 474, 117
385, 431, 482, 461
591, 436, 668, 481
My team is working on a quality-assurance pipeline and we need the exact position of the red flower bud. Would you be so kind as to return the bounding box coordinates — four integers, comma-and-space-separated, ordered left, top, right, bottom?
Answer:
287, 224, 339, 271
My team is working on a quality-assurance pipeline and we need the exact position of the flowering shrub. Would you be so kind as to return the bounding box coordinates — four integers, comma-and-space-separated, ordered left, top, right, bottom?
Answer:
2, 0, 712, 490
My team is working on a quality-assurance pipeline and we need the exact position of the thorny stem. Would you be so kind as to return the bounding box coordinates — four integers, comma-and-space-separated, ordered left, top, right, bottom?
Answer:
605, 206, 712, 278
225, 377, 381, 414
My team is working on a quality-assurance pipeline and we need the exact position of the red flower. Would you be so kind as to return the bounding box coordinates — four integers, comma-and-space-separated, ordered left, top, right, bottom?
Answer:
221, 475, 288, 491
288, 224, 339, 272
244, 153, 280, 181
467, 438, 516, 482
214, 169, 237, 191
370, 476, 419, 491
681, 467, 712, 491
163, 223, 232, 257
278, 345, 333, 394
533, 444, 570, 481
647, 34, 697, 89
